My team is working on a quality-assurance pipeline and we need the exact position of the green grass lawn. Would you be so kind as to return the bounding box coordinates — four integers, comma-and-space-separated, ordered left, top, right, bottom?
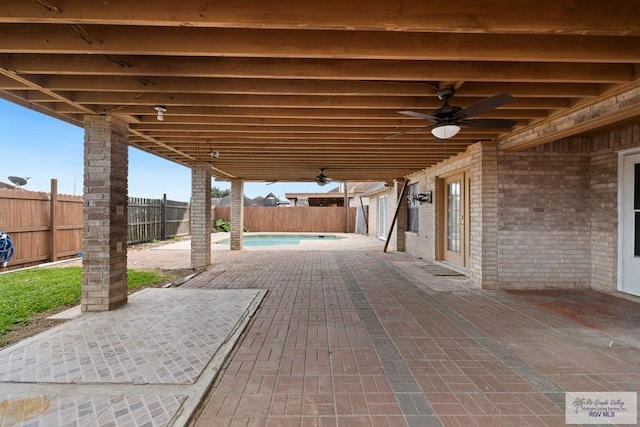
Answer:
0, 267, 168, 336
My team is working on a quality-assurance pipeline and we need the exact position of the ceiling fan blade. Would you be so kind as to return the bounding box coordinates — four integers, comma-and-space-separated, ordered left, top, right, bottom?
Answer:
456, 93, 514, 118
384, 125, 432, 140
398, 110, 439, 122
460, 118, 517, 128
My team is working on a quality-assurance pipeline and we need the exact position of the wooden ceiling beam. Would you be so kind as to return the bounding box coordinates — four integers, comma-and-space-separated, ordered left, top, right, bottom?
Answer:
79, 93, 568, 110
139, 108, 549, 122
34, 75, 435, 96
127, 106, 547, 118
139, 130, 507, 139
138, 128, 497, 136
1, 24, 640, 63
2, 0, 638, 35
2, 55, 632, 83
157, 151, 472, 158
133, 139, 479, 147
27, 76, 602, 98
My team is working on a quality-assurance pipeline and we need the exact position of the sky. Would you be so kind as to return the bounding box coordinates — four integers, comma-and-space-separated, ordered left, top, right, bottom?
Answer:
0, 99, 325, 202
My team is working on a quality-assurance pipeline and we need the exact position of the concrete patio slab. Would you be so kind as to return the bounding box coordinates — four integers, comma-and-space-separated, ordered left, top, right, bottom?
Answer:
0, 288, 266, 426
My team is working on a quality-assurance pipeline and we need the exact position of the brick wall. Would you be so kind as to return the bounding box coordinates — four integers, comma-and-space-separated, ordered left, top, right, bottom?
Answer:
403, 124, 640, 291
590, 125, 640, 292
404, 171, 430, 260
497, 140, 592, 289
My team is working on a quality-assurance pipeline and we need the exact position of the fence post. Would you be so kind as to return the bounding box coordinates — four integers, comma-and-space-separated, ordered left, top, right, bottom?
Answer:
50, 178, 58, 262
161, 193, 167, 240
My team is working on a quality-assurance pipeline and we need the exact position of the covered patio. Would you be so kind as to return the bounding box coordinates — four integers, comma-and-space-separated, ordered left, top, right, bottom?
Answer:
1, 1, 640, 308
1, 2, 640, 426
1, 242, 639, 425
186, 249, 640, 426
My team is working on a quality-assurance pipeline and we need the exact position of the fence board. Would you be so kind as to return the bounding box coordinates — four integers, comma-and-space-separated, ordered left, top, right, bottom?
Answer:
127, 196, 190, 244
214, 207, 356, 233
1, 188, 189, 269
0, 187, 82, 268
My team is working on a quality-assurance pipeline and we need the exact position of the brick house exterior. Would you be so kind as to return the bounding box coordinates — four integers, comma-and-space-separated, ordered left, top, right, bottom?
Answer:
389, 124, 640, 296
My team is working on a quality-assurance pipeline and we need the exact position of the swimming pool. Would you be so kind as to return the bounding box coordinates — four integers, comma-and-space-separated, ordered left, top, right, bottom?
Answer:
216, 234, 344, 247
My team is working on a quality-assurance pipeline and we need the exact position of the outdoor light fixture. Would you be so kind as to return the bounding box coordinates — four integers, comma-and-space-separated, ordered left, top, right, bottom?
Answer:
431, 124, 460, 139
408, 191, 433, 205
154, 105, 167, 121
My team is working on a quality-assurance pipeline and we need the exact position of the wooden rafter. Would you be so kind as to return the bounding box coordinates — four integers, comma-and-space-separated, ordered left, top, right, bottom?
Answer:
0, 1, 638, 182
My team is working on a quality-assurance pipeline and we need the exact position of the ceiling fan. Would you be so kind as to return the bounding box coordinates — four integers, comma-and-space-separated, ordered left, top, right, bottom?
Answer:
387, 87, 516, 140
266, 168, 333, 186
315, 168, 332, 186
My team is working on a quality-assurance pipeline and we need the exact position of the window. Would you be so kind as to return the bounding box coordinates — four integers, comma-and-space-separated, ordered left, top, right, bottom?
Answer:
407, 183, 419, 233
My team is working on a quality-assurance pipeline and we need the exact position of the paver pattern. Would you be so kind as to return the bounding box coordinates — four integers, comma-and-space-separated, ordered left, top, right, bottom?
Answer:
188, 249, 640, 427
0, 288, 266, 426
2, 237, 639, 427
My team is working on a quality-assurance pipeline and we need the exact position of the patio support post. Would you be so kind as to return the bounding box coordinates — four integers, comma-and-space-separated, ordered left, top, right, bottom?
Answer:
190, 162, 212, 268
230, 179, 244, 250
81, 115, 129, 312
394, 178, 407, 252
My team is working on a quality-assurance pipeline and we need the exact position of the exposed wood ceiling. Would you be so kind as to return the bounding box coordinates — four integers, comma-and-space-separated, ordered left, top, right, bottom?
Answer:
1, 1, 640, 183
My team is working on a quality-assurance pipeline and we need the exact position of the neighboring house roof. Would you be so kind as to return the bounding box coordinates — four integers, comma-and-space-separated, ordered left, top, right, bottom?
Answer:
213, 195, 254, 207
212, 193, 289, 207
0, 181, 36, 191
286, 182, 385, 199
348, 182, 388, 195
359, 183, 391, 198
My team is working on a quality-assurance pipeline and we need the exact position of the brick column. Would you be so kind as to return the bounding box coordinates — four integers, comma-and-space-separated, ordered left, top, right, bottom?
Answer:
190, 162, 212, 268
394, 179, 407, 252
81, 115, 128, 312
230, 179, 244, 250
470, 141, 499, 289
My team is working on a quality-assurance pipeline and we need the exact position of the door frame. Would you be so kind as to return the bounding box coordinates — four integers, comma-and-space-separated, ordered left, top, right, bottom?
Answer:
617, 147, 640, 294
437, 169, 471, 268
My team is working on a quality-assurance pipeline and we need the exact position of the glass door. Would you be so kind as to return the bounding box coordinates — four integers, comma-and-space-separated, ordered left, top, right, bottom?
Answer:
442, 173, 469, 267
619, 152, 640, 296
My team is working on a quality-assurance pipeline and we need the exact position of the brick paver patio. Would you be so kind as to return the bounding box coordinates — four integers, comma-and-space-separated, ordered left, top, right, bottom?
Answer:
186, 249, 640, 427
2, 236, 638, 426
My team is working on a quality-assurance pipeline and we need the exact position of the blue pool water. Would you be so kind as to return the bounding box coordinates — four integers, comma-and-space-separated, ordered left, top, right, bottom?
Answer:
217, 234, 343, 247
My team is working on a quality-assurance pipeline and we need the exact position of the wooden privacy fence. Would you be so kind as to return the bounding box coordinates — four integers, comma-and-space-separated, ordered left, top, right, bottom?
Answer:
0, 185, 83, 268
215, 206, 357, 233
128, 195, 190, 244
1, 186, 354, 269
0, 185, 190, 269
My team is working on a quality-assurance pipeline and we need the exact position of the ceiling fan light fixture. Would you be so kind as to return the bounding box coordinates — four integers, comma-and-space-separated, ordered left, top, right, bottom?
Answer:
431, 124, 460, 139
154, 105, 167, 121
